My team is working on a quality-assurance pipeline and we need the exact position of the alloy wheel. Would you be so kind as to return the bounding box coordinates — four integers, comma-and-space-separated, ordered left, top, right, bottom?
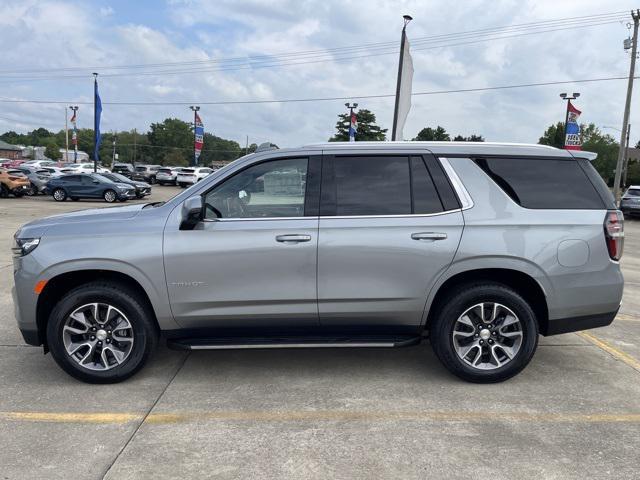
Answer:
452, 302, 523, 370
62, 303, 134, 371
104, 190, 116, 202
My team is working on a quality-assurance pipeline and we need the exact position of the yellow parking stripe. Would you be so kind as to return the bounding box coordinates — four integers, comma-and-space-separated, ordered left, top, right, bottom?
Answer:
577, 331, 640, 373
0, 412, 141, 424
616, 313, 640, 322
1, 410, 640, 425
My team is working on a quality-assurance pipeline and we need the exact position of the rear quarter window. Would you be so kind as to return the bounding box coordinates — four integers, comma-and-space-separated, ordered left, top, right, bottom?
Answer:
473, 157, 605, 209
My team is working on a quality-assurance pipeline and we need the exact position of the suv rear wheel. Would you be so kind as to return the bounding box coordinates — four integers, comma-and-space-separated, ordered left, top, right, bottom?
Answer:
52, 188, 67, 201
46, 282, 158, 383
430, 283, 538, 383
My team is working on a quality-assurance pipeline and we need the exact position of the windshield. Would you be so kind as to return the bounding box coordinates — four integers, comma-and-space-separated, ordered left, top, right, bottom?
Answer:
108, 172, 130, 182
91, 174, 111, 183
135, 166, 147, 172
626, 189, 640, 197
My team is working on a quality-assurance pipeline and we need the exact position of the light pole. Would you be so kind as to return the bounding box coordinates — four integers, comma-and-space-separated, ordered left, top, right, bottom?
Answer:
559, 92, 580, 148
604, 125, 632, 187
345, 102, 358, 141
189, 106, 200, 167
112, 133, 117, 169
69, 105, 79, 162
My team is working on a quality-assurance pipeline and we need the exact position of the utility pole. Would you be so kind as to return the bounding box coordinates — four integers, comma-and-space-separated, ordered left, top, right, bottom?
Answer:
245, 135, 249, 155
559, 92, 580, 148
391, 14, 413, 141
345, 102, 358, 141
64, 108, 69, 163
614, 9, 640, 203
190, 105, 200, 167
623, 123, 632, 187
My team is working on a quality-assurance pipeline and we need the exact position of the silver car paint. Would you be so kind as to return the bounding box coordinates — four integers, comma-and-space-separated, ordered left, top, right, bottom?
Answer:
12, 142, 623, 342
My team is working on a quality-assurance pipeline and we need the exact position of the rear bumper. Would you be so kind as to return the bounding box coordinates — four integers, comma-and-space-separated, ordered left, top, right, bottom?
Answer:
542, 309, 618, 336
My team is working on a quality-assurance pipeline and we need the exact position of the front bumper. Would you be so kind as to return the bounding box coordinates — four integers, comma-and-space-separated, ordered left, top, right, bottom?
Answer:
136, 187, 151, 196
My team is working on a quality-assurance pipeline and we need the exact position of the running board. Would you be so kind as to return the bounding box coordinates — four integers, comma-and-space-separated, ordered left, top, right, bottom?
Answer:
167, 335, 421, 351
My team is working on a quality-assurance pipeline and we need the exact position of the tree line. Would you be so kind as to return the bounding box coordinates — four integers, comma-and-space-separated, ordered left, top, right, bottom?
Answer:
0, 118, 255, 167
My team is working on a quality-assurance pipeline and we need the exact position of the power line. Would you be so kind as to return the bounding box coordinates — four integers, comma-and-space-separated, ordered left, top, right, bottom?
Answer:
0, 75, 633, 106
0, 10, 627, 76
0, 13, 627, 82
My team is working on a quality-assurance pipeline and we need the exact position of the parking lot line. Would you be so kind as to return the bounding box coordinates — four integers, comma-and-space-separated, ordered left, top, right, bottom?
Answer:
616, 313, 640, 322
2, 410, 640, 425
577, 331, 640, 373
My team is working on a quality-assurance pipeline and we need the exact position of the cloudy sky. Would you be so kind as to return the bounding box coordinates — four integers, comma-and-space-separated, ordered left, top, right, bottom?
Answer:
0, 0, 638, 149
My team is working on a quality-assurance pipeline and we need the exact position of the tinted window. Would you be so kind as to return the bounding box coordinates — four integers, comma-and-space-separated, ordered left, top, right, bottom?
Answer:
63, 175, 79, 182
626, 189, 640, 197
411, 157, 443, 214
333, 156, 411, 215
204, 158, 308, 219
474, 157, 604, 209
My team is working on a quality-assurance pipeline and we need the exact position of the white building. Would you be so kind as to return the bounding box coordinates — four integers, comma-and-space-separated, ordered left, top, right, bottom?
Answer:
59, 149, 89, 162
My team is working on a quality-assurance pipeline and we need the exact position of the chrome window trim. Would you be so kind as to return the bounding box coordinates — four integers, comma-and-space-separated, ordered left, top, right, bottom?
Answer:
320, 209, 462, 220
209, 216, 316, 222
438, 157, 474, 210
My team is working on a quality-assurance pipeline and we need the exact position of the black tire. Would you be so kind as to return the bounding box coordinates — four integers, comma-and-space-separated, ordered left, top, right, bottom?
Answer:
103, 189, 117, 203
430, 283, 538, 383
26, 185, 37, 196
71, 197, 79, 201
13, 190, 24, 198
46, 282, 158, 384
52, 188, 67, 201
0, 183, 9, 198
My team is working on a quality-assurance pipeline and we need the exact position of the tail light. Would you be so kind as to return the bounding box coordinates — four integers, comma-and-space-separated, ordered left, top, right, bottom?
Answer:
604, 210, 624, 261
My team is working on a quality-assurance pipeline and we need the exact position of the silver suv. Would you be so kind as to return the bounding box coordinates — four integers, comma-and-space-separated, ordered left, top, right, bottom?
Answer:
12, 142, 624, 384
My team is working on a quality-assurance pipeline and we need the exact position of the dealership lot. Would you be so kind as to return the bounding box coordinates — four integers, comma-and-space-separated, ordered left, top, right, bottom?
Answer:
0, 189, 639, 479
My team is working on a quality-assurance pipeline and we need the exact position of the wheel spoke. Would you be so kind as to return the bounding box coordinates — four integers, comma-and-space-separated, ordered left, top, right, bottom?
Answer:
456, 340, 480, 359
63, 325, 87, 335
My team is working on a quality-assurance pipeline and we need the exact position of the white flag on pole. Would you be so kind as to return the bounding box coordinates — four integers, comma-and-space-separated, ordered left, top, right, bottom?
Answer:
393, 36, 413, 141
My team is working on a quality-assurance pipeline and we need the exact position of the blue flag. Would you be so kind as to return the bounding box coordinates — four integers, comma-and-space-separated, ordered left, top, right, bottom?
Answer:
94, 78, 102, 162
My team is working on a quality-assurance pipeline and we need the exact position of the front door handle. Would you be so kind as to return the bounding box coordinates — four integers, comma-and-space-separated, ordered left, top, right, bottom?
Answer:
411, 232, 448, 241
276, 234, 312, 244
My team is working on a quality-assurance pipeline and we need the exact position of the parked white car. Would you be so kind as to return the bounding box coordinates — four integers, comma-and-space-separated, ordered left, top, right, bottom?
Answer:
156, 167, 184, 185
176, 167, 214, 187
61, 163, 111, 174
22, 160, 58, 168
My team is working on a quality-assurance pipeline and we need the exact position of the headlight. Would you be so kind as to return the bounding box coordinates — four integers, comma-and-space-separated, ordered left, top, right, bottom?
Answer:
12, 237, 40, 257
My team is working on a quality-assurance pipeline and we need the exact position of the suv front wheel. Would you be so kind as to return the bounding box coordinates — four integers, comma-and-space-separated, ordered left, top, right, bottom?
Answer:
430, 283, 538, 383
46, 282, 158, 383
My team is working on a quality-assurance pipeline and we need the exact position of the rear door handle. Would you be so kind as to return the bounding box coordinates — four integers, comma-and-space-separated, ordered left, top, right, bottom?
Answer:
411, 232, 448, 241
276, 234, 312, 243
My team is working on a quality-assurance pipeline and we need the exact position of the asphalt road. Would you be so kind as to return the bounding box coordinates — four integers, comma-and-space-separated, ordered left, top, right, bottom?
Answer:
1, 187, 639, 479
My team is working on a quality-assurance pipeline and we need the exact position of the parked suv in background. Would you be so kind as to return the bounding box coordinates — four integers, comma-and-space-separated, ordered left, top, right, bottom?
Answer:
112, 163, 135, 178
1, 167, 30, 197
12, 142, 623, 384
620, 185, 640, 217
156, 167, 183, 185
176, 166, 214, 187
132, 165, 161, 184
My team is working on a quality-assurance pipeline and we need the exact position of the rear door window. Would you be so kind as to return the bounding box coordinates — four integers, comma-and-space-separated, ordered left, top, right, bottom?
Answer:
410, 157, 444, 214
332, 156, 411, 216
474, 157, 605, 209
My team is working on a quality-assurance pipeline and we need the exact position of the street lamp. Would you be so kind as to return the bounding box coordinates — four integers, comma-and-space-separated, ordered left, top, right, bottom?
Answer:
559, 93, 580, 148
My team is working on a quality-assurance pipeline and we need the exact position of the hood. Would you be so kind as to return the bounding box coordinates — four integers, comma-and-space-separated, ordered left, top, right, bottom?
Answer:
133, 181, 150, 188
16, 203, 147, 238
114, 182, 134, 189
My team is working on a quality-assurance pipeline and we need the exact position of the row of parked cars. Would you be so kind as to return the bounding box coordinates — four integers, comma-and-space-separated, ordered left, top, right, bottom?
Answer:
112, 164, 215, 187
0, 163, 152, 202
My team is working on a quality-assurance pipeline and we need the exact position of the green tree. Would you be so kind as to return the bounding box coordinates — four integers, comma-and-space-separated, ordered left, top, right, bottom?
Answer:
147, 118, 193, 164
44, 141, 61, 160
538, 122, 565, 149
413, 126, 450, 141
163, 149, 189, 166
329, 109, 387, 141
453, 134, 485, 142
581, 123, 619, 186
199, 133, 242, 165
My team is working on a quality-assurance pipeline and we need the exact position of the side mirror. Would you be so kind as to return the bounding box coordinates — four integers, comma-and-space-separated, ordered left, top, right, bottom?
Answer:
180, 195, 203, 230
92, 180, 99, 184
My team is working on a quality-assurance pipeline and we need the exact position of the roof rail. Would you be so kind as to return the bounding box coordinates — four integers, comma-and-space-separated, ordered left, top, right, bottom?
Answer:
255, 142, 279, 153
